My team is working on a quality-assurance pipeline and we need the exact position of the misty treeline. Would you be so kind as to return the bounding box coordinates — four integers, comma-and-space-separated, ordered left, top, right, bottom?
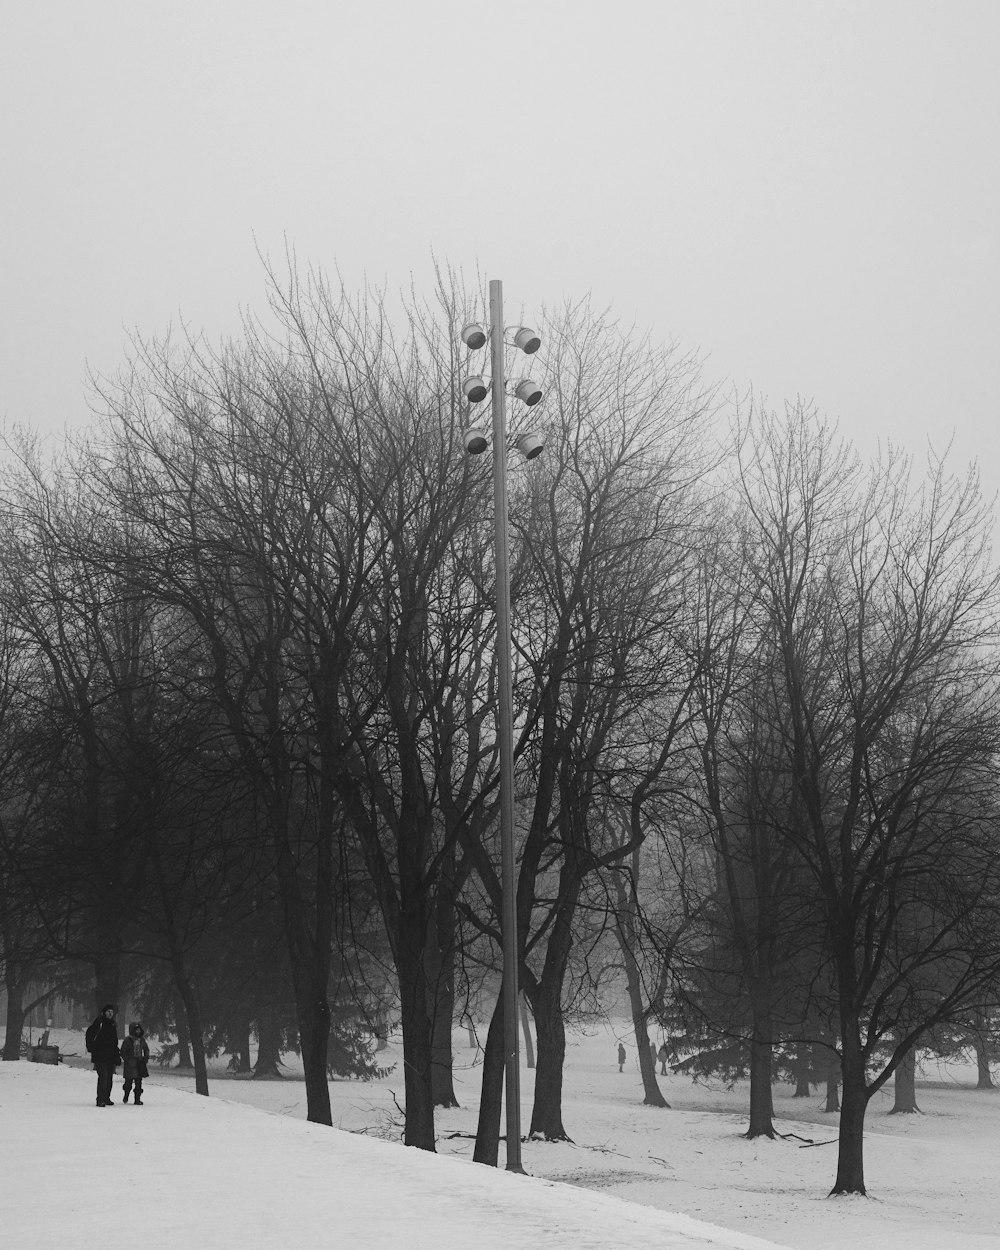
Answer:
2, 263, 1000, 1195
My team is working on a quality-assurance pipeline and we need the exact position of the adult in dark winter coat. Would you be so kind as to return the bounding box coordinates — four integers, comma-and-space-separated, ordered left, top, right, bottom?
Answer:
120, 1023, 150, 1104
85, 1004, 121, 1107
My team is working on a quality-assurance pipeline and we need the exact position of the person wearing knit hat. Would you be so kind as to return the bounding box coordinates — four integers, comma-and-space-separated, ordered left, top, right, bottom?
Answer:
84, 1004, 121, 1107
120, 1023, 150, 1104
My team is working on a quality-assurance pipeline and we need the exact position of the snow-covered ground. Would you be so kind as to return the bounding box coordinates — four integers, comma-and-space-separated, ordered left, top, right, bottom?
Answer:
3, 1020, 998, 1250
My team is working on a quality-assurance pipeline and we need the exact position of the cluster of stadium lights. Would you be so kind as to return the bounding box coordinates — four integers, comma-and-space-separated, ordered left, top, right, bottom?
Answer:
460, 321, 544, 460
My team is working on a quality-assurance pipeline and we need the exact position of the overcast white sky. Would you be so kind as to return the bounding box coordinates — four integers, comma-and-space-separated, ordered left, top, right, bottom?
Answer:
3, 1, 998, 502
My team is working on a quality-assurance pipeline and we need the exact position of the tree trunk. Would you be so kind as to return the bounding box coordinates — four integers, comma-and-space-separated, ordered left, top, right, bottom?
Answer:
824, 1047, 841, 1113
793, 1042, 811, 1096
746, 1018, 776, 1138
174, 1008, 194, 1069
397, 905, 436, 1150
429, 849, 460, 1108
2, 995, 24, 1055
619, 913, 668, 1106
271, 790, 334, 1125
428, 923, 459, 1109
297, 984, 332, 1123
889, 1046, 920, 1114
473, 989, 506, 1166
831, 1031, 869, 1195
527, 977, 571, 1141
229, 1017, 252, 1073
973, 1029, 994, 1090
519, 994, 535, 1070
430, 1000, 458, 1107
2, 972, 25, 1061
613, 847, 667, 1106
172, 961, 209, 1096
633, 1014, 669, 1108
746, 978, 775, 1138
253, 1009, 283, 1077
526, 872, 580, 1142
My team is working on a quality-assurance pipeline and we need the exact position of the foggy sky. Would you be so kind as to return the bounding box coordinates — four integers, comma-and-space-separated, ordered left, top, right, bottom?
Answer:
2, 1, 998, 505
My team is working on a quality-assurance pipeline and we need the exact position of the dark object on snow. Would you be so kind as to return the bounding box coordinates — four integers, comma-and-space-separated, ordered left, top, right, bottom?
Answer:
121, 1023, 150, 1104
86, 1005, 120, 1106
30, 1045, 60, 1064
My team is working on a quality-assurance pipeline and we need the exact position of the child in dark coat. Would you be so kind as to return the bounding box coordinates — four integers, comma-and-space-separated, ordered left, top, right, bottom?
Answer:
120, 1023, 150, 1104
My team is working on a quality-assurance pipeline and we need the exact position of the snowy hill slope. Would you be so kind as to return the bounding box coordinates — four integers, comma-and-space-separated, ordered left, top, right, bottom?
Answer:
1, 1061, 792, 1250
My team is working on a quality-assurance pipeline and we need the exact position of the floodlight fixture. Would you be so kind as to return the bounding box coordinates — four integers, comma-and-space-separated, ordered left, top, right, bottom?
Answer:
513, 326, 541, 355
462, 375, 489, 404
461, 323, 488, 350
515, 432, 544, 460
514, 378, 543, 407
465, 426, 489, 455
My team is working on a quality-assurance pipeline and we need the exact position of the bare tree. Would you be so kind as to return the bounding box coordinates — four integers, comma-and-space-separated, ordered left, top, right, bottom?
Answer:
469, 302, 709, 1155
684, 520, 831, 1138
737, 403, 1000, 1195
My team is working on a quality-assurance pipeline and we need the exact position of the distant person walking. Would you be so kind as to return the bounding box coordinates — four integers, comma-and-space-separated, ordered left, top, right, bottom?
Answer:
658, 1042, 669, 1075
120, 1023, 150, 1105
85, 1004, 121, 1107
617, 1041, 626, 1072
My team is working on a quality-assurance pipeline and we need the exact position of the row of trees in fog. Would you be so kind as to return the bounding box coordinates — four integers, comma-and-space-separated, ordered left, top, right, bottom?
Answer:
3, 263, 1000, 1195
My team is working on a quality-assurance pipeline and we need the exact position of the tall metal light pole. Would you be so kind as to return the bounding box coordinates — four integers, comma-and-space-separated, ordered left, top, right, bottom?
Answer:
488, 278, 523, 1174
461, 281, 543, 1173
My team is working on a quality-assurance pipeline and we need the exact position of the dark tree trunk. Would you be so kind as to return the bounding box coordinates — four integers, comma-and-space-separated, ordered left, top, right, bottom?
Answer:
746, 1018, 776, 1138
253, 1009, 283, 1077
973, 1029, 994, 1089
174, 1008, 194, 1069
2, 978, 25, 1061
526, 871, 579, 1142
229, 1017, 252, 1073
172, 961, 209, 1096
527, 979, 571, 1140
397, 903, 436, 1150
793, 1043, 811, 1096
618, 889, 668, 1107
430, 848, 460, 1107
430, 989, 458, 1108
473, 989, 506, 1166
889, 1046, 920, 1114
633, 1013, 669, 1108
296, 983, 332, 1122
147, 819, 207, 1093
519, 994, 535, 1070
270, 780, 334, 1125
428, 904, 459, 1108
824, 1048, 841, 1113
831, 1030, 869, 1195
746, 978, 775, 1138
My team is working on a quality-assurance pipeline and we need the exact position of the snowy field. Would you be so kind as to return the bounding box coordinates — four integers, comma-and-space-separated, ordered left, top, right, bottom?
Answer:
3, 1020, 998, 1250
